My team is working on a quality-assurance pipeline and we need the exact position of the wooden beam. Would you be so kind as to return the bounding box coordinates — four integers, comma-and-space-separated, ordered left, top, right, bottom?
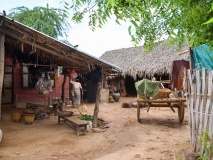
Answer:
0, 32, 5, 120
0, 28, 86, 67
137, 98, 186, 103
21, 63, 83, 69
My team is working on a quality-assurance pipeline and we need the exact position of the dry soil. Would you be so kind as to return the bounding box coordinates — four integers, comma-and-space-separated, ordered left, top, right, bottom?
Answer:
0, 97, 193, 160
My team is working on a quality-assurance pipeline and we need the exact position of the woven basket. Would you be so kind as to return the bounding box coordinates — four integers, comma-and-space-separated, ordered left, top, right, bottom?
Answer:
23, 113, 35, 125
157, 88, 172, 99
11, 111, 22, 122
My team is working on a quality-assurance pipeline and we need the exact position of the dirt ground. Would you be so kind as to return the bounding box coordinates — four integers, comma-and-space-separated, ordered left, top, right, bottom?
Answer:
0, 97, 193, 160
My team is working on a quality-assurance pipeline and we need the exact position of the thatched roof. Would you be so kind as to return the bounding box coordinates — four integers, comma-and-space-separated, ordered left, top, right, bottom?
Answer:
100, 42, 189, 79
0, 14, 121, 75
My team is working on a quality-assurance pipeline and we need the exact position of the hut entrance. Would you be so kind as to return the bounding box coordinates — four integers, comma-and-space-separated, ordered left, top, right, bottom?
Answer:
125, 75, 137, 97
124, 73, 170, 97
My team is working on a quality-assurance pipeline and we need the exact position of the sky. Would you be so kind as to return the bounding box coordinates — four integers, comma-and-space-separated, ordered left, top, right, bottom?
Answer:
1, 0, 142, 58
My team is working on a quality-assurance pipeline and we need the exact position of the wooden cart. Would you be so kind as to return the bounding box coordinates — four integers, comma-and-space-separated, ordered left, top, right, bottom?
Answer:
137, 98, 186, 124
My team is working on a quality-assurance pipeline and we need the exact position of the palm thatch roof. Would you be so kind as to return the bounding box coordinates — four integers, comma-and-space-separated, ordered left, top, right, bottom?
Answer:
100, 42, 189, 79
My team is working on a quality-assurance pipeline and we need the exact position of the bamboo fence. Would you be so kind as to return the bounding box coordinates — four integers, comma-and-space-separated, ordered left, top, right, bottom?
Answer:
187, 68, 213, 154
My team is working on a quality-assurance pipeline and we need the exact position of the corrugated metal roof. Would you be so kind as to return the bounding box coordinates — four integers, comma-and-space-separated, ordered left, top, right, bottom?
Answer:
0, 13, 122, 74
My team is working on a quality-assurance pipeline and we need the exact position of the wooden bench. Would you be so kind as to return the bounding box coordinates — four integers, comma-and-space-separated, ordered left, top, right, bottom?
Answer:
58, 115, 88, 136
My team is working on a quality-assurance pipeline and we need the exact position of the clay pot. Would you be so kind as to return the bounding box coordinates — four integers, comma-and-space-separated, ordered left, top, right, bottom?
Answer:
11, 111, 22, 122
112, 93, 120, 102
23, 113, 35, 125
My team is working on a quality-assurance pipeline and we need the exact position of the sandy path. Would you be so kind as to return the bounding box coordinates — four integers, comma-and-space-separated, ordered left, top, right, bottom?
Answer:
0, 97, 192, 160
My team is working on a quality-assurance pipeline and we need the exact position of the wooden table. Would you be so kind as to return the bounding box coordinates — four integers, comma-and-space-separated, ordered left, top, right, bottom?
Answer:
58, 115, 88, 136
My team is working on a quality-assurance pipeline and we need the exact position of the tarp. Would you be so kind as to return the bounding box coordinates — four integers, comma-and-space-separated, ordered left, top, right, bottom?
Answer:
135, 79, 160, 98
192, 44, 213, 70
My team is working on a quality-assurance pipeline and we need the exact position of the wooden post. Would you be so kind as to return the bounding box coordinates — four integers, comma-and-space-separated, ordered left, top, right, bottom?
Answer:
61, 74, 67, 103
92, 82, 101, 128
0, 33, 5, 120
68, 75, 71, 100
189, 47, 194, 73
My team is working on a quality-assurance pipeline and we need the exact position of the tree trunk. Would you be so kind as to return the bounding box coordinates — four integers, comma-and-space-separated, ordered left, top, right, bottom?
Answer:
93, 82, 101, 128
0, 33, 5, 120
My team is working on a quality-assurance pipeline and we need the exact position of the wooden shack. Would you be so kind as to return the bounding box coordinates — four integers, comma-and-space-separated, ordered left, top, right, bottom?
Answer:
0, 14, 121, 119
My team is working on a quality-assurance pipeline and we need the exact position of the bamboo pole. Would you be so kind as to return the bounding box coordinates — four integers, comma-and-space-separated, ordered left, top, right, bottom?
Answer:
0, 33, 5, 120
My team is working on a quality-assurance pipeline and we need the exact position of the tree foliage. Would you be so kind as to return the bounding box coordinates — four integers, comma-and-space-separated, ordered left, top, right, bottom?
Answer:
62, 0, 213, 50
8, 4, 70, 39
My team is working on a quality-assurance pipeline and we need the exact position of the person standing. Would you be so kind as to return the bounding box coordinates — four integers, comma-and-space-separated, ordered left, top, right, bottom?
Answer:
70, 79, 83, 107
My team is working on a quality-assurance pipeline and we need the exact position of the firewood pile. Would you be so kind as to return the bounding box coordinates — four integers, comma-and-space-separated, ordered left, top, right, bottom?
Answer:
26, 103, 50, 120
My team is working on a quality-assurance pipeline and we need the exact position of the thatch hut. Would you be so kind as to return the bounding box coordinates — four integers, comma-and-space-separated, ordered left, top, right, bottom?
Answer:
100, 42, 190, 96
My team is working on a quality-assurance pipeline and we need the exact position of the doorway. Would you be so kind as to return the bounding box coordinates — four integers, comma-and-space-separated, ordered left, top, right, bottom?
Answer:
2, 65, 13, 104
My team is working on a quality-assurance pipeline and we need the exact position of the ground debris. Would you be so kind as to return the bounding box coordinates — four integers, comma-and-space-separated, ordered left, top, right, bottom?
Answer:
97, 117, 108, 128
92, 128, 107, 133
184, 150, 199, 160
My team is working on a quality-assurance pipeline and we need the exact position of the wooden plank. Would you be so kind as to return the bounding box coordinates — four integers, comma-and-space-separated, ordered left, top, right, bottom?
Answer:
199, 68, 208, 154
64, 116, 88, 125
192, 69, 197, 149
191, 69, 197, 148
199, 69, 206, 135
187, 69, 193, 146
186, 69, 191, 135
137, 98, 186, 103
204, 71, 212, 130
208, 70, 213, 138
211, 112, 213, 138
0, 32, 5, 120
195, 70, 201, 152
195, 70, 201, 131
144, 103, 178, 107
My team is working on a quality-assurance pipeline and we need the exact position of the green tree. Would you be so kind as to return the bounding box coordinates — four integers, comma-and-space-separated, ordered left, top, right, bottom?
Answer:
62, 0, 213, 50
8, 4, 70, 39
